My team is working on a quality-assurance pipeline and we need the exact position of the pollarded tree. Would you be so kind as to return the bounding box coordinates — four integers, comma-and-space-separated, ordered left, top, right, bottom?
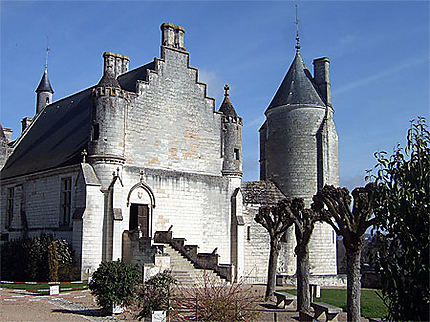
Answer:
313, 184, 376, 322
256, 200, 294, 300
370, 117, 429, 320
289, 198, 320, 313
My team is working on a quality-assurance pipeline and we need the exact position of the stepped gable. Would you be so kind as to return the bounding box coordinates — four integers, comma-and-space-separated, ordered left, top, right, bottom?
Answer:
241, 180, 286, 205
267, 52, 325, 111
0, 89, 92, 179
117, 61, 156, 92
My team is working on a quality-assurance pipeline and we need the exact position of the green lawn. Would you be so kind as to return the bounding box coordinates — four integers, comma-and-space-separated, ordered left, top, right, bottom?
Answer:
282, 288, 387, 318
0, 281, 88, 294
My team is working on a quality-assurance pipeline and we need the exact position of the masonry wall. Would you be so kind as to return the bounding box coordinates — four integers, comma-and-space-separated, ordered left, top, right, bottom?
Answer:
125, 47, 222, 176
118, 167, 234, 264
0, 166, 80, 243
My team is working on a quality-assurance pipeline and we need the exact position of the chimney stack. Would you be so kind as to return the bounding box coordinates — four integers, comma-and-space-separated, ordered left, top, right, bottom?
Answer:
21, 117, 33, 133
161, 23, 186, 51
103, 52, 130, 78
313, 57, 331, 106
3, 128, 13, 142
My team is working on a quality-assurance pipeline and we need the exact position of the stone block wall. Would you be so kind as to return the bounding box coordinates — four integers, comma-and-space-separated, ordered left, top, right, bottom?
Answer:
0, 165, 79, 242
125, 47, 222, 176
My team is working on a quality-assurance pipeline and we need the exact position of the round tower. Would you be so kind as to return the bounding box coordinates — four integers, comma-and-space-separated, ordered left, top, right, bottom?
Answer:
260, 41, 339, 275
88, 52, 130, 188
35, 68, 54, 114
220, 85, 243, 179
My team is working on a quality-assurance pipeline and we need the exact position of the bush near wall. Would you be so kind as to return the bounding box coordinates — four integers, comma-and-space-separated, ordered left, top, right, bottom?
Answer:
0, 234, 78, 282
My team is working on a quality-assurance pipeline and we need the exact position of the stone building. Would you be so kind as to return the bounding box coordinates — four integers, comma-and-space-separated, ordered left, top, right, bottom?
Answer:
0, 23, 339, 283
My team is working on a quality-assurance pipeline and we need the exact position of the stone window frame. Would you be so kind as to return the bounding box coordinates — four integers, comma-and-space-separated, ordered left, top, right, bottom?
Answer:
59, 177, 72, 227
6, 187, 14, 229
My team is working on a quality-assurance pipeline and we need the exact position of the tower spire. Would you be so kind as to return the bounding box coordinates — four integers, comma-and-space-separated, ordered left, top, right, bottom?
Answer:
45, 36, 50, 71
295, 4, 301, 53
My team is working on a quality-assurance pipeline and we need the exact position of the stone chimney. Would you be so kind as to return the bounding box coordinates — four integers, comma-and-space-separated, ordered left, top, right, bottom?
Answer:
313, 57, 331, 106
3, 128, 13, 142
103, 52, 130, 78
21, 117, 33, 133
161, 23, 186, 51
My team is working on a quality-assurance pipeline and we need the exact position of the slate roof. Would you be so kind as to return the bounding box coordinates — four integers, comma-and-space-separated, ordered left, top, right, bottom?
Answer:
118, 62, 155, 92
241, 180, 286, 205
98, 72, 120, 88
219, 95, 238, 117
35, 69, 54, 93
0, 59, 160, 180
0, 89, 92, 179
267, 52, 325, 111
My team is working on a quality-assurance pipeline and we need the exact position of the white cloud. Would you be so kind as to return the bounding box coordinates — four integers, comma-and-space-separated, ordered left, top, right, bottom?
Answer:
333, 56, 429, 96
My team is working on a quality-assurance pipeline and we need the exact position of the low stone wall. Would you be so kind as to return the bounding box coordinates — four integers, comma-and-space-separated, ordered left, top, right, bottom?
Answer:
278, 274, 347, 287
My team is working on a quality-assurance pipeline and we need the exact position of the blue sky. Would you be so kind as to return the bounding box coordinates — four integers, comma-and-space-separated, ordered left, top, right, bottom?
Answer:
1, 0, 429, 190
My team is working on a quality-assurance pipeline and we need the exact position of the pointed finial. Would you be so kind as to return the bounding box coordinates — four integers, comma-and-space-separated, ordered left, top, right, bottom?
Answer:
224, 84, 230, 97
45, 36, 50, 71
295, 4, 301, 53
81, 149, 87, 163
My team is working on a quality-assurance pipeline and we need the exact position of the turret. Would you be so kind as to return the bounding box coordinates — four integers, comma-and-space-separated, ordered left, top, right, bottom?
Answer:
88, 51, 130, 188
220, 85, 242, 177
35, 68, 54, 114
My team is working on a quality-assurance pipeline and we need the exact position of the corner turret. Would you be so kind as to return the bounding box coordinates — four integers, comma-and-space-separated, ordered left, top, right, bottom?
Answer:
88, 51, 131, 188
220, 85, 242, 177
35, 68, 54, 114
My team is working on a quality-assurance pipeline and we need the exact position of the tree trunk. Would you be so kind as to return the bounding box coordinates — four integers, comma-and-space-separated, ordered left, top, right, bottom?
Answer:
346, 246, 362, 321
296, 246, 310, 312
265, 239, 280, 300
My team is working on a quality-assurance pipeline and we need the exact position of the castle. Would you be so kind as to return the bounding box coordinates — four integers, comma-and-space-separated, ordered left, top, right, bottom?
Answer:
0, 23, 338, 283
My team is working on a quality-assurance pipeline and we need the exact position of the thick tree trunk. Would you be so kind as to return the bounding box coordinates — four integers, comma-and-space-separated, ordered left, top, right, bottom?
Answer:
346, 246, 362, 321
296, 246, 310, 312
265, 239, 280, 300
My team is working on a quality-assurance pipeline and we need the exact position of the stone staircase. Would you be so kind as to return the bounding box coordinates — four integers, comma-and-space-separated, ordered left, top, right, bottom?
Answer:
162, 244, 227, 287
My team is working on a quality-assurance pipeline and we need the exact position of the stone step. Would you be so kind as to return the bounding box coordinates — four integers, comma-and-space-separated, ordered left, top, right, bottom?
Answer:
161, 244, 225, 286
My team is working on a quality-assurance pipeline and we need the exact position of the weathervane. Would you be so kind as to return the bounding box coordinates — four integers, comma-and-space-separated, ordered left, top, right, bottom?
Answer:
295, 4, 301, 52
45, 36, 50, 71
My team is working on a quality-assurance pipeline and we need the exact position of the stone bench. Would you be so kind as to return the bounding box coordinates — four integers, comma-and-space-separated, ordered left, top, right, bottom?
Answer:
311, 302, 342, 322
273, 291, 296, 309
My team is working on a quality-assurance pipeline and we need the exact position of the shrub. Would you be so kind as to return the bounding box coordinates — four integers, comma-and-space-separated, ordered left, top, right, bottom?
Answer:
0, 234, 76, 282
135, 271, 177, 319
48, 241, 59, 282
89, 260, 141, 313
172, 272, 261, 322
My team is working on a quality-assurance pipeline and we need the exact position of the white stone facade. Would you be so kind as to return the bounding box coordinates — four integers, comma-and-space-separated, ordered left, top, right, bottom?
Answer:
0, 23, 339, 282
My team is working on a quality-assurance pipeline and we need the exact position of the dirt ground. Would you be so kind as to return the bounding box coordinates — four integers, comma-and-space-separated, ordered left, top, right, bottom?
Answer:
0, 285, 362, 321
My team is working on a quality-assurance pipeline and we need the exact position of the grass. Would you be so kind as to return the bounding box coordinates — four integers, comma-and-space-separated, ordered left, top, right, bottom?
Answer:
0, 281, 88, 294
282, 288, 387, 318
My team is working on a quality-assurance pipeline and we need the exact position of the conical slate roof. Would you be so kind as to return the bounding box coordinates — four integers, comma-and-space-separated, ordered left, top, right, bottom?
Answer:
219, 85, 238, 117
97, 71, 121, 88
267, 52, 324, 110
35, 69, 54, 93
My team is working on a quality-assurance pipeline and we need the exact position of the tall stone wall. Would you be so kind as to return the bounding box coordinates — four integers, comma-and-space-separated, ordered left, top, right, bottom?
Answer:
125, 47, 222, 176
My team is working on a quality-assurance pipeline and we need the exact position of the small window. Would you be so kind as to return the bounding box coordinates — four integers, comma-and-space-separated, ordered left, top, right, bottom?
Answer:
60, 177, 72, 226
332, 230, 335, 244
92, 123, 100, 141
6, 187, 14, 228
247, 226, 251, 241
234, 148, 240, 160
46, 97, 50, 104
